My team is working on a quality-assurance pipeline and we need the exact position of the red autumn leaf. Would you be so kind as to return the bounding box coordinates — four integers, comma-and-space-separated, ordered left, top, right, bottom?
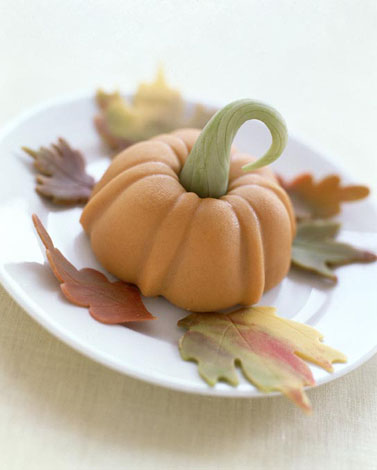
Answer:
32, 214, 155, 324
178, 307, 347, 413
22, 138, 95, 205
280, 173, 370, 219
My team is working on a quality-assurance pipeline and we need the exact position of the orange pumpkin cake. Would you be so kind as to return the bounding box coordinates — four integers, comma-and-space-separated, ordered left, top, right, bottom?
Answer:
81, 100, 295, 311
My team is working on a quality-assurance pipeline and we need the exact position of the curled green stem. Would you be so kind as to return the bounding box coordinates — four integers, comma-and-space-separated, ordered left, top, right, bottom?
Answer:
179, 99, 287, 198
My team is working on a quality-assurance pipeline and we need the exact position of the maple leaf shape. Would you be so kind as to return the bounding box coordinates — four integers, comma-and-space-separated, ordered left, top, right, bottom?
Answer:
94, 69, 215, 152
291, 219, 376, 280
32, 214, 155, 323
94, 90, 134, 150
22, 138, 95, 205
280, 173, 369, 219
96, 89, 123, 111
178, 307, 346, 412
94, 114, 134, 151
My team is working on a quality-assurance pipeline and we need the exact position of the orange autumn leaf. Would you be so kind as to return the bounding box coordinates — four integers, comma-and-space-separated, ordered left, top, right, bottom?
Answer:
280, 173, 370, 219
32, 214, 155, 324
178, 307, 346, 413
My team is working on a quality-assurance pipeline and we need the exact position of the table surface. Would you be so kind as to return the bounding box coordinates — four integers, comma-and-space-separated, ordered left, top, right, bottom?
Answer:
1, 1, 376, 469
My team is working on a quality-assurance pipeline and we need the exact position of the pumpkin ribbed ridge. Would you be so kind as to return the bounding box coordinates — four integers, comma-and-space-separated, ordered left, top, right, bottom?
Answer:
229, 179, 295, 230
80, 129, 295, 311
223, 194, 265, 304
157, 196, 201, 298
137, 191, 186, 292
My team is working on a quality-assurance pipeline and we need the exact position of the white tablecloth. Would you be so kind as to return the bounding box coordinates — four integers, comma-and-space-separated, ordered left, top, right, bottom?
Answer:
1, 1, 376, 468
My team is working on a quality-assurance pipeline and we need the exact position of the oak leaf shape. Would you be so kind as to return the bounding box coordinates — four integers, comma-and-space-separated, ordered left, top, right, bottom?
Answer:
280, 173, 369, 219
178, 307, 346, 412
23, 138, 95, 205
32, 214, 155, 323
292, 219, 376, 280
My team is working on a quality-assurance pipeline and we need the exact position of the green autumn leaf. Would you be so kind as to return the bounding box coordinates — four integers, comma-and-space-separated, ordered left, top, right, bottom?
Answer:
292, 220, 376, 280
178, 307, 346, 412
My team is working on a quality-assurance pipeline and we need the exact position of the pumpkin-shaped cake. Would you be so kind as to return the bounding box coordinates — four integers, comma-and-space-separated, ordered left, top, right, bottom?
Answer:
81, 100, 296, 311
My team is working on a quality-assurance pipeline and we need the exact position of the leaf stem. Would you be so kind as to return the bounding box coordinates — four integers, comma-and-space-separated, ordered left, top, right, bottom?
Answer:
179, 99, 288, 198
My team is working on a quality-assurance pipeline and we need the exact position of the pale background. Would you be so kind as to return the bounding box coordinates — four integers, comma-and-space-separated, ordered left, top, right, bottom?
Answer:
0, 1, 376, 469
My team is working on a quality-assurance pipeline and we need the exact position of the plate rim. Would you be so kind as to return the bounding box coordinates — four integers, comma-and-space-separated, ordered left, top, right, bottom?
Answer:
0, 91, 376, 399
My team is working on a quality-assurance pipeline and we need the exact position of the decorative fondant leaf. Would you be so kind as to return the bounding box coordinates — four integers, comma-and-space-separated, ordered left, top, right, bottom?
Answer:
292, 219, 376, 280
280, 173, 369, 219
23, 138, 95, 205
94, 114, 134, 151
94, 68, 215, 151
32, 214, 155, 323
178, 307, 346, 412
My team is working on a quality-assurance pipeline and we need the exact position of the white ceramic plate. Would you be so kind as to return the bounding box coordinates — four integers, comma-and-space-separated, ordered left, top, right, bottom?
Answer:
0, 94, 376, 398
